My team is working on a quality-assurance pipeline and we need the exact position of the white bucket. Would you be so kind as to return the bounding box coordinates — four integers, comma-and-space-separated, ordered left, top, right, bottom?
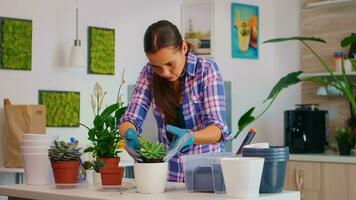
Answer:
221, 157, 264, 198
85, 170, 94, 185
21, 153, 52, 185
134, 162, 168, 194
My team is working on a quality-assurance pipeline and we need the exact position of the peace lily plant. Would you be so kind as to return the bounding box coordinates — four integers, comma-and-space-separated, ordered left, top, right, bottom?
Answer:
80, 69, 127, 186
233, 34, 356, 140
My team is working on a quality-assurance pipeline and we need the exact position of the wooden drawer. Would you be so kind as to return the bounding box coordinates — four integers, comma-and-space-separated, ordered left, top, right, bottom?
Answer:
285, 161, 321, 191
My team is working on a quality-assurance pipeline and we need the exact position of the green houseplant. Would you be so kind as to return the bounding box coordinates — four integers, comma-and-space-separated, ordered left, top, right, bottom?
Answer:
48, 140, 81, 185
80, 72, 127, 186
233, 34, 356, 142
134, 137, 168, 194
335, 127, 354, 155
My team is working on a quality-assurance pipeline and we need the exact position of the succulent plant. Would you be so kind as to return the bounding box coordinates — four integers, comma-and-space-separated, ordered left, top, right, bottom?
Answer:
92, 159, 105, 172
48, 140, 81, 162
83, 160, 93, 170
138, 139, 166, 163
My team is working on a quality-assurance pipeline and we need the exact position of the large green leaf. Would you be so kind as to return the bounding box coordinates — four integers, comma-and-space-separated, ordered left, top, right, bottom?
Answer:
235, 107, 256, 139
263, 36, 326, 44
341, 33, 356, 48
100, 103, 119, 117
115, 106, 127, 120
264, 71, 303, 102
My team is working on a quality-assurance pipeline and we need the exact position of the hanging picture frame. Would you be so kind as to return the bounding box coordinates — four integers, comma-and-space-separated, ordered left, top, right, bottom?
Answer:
38, 90, 80, 127
0, 17, 32, 70
181, 0, 214, 58
88, 26, 115, 75
231, 2, 259, 59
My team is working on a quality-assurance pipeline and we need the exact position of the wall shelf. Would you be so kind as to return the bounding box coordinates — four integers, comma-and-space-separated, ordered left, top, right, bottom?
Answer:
300, 71, 356, 78
303, 0, 356, 9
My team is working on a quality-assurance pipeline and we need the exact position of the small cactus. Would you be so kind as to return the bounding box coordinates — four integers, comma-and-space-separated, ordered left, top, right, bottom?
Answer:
92, 159, 105, 172
48, 140, 81, 161
83, 160, 93, 170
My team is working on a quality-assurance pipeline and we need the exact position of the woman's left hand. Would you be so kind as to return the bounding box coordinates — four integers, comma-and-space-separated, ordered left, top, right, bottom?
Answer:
164, 125, 195, 161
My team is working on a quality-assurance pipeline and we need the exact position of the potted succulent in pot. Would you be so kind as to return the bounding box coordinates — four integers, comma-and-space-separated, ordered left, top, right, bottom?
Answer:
83, 160, 94, 184
92, 159, 105, 185
134, 137, 168, 194
48, 140, 81, 185
81, 78, 127, 186
335, 127, 354, 155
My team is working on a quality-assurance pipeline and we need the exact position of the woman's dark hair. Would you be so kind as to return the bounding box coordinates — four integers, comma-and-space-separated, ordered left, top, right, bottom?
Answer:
144, 20, 183, 125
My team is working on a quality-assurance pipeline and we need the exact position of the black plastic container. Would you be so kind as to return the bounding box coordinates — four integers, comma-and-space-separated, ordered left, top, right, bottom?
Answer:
242, 146, 289, 193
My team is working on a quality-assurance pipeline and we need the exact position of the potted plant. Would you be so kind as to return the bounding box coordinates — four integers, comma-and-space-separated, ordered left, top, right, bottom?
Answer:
48, 140, 81, 185
134, 137, 167, 194
83, 160, 94, 184
335, 127, 354, 155
80, 74, 127, 186
92, 159, 105, 185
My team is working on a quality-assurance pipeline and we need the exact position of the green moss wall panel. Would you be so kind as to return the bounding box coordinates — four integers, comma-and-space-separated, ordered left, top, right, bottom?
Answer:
0, 17, 32, 70
88, 27, 115, 75
39, 90, 80, 127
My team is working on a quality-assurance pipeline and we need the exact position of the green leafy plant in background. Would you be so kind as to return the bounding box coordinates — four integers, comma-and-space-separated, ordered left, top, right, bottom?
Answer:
81, 70, 127, 158
335, 127, 353, 145
88, 26, 115, 75
48, 140, 81, 162
39, 90, 80, 127
0, 17, 32, 70
233, 34, 356, 139
138, 137, 166, 163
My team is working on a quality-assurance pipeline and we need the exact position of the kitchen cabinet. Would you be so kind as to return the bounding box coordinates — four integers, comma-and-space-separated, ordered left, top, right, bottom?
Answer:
285, 160, 356, 200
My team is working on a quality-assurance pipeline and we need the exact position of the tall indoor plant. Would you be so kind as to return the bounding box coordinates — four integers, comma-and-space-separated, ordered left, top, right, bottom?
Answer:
233, 34, 356, 141
80, 71, 127, 186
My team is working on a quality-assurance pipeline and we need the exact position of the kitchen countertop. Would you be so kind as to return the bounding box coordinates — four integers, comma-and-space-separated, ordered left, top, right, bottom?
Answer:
0, 179, 300, 200
290, 150, 356, 164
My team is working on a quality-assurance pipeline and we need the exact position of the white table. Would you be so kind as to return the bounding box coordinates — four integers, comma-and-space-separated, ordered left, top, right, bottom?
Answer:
0, 179, 300, 200
0, 168, 25, 184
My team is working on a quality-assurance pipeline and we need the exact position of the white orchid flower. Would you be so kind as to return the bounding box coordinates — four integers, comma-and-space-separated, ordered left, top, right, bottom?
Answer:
121, 68, 126, 84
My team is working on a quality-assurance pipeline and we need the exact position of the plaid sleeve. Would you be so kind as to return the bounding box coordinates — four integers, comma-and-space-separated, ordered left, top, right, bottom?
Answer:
201, 61, 231, 141
119, 65, 152, 134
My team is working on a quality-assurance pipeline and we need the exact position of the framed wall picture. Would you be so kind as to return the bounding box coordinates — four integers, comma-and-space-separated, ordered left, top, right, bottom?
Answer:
231, 3, 259, 59
0, 17, 32, 70
88, 26, 115, 75
38, 90, 80, 127
181, 0, 214, 57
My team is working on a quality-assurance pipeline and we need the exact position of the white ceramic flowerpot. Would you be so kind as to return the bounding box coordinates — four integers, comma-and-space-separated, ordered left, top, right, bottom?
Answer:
93, 172, 101, 185
134, 162, 168, 194
221, 157, 264, 199
85, 170, 94, 185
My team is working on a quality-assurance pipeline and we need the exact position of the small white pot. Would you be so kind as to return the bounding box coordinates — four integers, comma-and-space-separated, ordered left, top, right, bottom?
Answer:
221, 157, 264, 199
134, 162, 168, 194
85, 170, 94, 185
93, 172, 101, 185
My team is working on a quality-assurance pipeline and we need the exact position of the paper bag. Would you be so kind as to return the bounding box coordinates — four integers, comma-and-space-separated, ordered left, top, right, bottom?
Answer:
4, 104, 46, 168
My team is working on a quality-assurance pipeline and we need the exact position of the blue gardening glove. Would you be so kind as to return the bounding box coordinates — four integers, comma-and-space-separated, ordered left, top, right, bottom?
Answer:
124, 128, 140, 151
123, 128, 142, 162
164, 125, 195, 162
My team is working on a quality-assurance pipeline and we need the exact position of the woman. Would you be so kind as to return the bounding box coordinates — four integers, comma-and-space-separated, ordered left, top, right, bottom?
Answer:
118, 20, 230, 182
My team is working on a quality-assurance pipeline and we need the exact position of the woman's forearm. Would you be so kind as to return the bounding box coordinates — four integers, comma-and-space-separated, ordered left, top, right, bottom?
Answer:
193, 125, 222, 144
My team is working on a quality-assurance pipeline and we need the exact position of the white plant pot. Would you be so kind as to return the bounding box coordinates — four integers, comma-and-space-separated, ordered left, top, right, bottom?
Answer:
22, 139, 50, 147
23, 134, 49, 140
134, 162, 168, 194
21, 153, 52, 185
85, 170, 94, 185
221, 157, 264, 199
20, 146, 49, 154
93, 172, 102, 185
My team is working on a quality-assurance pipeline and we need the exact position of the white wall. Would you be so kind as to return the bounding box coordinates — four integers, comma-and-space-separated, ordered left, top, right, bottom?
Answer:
0, 0, 300, 185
